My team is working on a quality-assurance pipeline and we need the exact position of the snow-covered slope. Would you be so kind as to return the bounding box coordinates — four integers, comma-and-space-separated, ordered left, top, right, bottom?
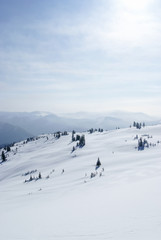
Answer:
0, 125, 161, 240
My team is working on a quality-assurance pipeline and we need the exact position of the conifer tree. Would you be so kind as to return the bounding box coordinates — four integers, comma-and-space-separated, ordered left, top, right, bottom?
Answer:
1, 151, 6, 162
72, 131, 75, 141
7, 146, 11, 152
76, 135, 80, 141
79, 135, 85, 147
96, 157, 101, 168
138, 138, 144, 150
72, 146, 75, 152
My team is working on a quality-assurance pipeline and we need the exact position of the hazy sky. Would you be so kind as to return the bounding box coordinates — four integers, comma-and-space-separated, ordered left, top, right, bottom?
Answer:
0, 0, 161, 116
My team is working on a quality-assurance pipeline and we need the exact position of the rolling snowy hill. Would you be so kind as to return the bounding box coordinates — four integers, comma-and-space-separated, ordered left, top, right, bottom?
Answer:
0, 125, 161, 240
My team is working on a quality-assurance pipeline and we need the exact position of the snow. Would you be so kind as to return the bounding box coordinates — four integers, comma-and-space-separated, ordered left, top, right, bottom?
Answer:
0, 125, 161, 239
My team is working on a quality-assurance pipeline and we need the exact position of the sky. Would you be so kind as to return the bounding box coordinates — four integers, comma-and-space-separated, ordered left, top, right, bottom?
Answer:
0, 0, 161, 116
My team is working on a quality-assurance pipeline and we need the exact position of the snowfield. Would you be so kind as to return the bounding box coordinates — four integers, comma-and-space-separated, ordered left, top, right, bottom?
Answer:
0, 125, 161, 240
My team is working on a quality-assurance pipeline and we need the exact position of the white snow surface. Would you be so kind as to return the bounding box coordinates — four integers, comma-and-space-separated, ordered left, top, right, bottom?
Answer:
0, 125, 161, 240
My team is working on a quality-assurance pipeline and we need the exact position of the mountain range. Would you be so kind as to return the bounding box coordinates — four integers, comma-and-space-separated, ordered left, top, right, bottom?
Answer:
0, 110, 160, 146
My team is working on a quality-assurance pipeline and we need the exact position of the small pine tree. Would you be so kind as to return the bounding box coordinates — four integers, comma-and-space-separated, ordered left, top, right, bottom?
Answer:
29, 175, 33, 181
39, 172, 42, 179
7, 146, 11, 152
1, 151, 6, 162
72, 130, 76, 134
76, 135, 80, 141
138, 138, 144, 150
72, 146, 75, 152
72, 132, 75, 141
96, 157, 101, 168
79, 135, 85, 147
89, 128, 94, 134
136, 122, 141, 129
56, 132, 61, 139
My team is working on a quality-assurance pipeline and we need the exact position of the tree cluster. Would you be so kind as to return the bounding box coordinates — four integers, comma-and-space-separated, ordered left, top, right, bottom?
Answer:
88, 128, 104, 134
24, 172, 42, 183
138, 138, 145, 150
133, 121, 145, 129
27, 137, 35, 142
138, 137, 150, 150
71, 131, 86, 151
53, 131, 68, 139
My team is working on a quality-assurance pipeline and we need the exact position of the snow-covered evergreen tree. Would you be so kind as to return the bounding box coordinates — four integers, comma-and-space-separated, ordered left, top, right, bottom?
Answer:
1, 151, 6, 162
96, 157, 101, 169
79, 135, 85, 147
138, 138, 144, 150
